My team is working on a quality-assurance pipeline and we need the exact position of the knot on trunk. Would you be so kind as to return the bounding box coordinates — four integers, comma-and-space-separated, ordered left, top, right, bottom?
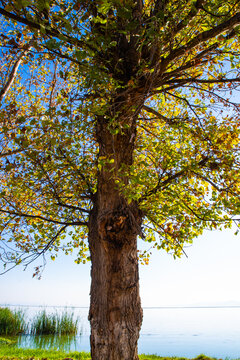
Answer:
98, 205, 143, 248
98, 209, 130, 247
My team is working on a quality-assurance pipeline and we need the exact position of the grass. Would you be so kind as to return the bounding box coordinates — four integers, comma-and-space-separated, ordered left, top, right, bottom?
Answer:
0, 308, 27, 336
0, 337, 16, 346
0, 345, 222, 360
0, 343, 90, 360
0, 344, 222, 360
30, 309, 79, 336
0, 342, 225, 360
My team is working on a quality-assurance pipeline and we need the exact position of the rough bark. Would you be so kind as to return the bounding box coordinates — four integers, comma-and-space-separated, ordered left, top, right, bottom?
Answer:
88, 202, 143, 360
88, 108, 143, 360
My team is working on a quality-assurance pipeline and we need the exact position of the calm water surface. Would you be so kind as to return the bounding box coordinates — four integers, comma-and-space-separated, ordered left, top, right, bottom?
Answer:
6, 305, 240, 358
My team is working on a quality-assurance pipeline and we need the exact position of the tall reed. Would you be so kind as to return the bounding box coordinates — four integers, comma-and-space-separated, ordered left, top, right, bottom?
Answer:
0, 307, 27, 335
31, 309, 79, 336
57, 310, 79, 335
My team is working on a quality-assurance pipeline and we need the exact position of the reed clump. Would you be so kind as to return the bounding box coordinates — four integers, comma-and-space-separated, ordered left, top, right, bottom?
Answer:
0, 307, 27, 336
57, 310, 79, 335
30, 309, 79, 336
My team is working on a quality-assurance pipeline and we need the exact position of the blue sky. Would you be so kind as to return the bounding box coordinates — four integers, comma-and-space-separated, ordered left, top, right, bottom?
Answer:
1, 227, 240, 308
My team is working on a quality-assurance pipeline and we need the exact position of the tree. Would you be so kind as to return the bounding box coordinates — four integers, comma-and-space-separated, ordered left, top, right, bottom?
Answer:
0, 0, 240, 358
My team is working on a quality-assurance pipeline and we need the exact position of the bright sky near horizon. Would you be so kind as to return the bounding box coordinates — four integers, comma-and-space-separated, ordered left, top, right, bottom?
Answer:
1, 228, 240, 308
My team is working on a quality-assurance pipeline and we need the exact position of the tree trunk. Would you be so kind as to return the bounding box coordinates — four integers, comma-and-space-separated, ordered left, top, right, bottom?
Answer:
88, 110, 143, 359
88, 201, 143, 360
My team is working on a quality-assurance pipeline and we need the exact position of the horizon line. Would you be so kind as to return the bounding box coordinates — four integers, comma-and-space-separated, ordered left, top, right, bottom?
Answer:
2, 303, 240, 309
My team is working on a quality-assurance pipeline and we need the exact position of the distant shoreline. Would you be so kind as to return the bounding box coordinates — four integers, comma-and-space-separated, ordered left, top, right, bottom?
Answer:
2, 304, 240, 309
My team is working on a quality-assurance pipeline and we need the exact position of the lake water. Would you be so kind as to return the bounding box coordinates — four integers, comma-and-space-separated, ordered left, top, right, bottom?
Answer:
5, 305, 240, 358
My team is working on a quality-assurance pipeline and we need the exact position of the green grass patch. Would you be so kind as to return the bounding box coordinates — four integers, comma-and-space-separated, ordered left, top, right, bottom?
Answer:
0, 344, 91, 360
0, 308, 27, 336
0, 344, 224, 360
30, 309, 79, 336
0, 338, 16, 346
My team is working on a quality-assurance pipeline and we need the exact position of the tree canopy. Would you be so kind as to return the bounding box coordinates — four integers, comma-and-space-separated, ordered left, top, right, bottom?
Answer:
2, 1, 240, 359
0, 0, 240, 270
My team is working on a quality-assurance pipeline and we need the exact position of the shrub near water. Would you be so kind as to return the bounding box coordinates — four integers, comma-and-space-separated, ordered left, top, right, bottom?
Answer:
0, 307, 27, 335
31, 309, 79, 336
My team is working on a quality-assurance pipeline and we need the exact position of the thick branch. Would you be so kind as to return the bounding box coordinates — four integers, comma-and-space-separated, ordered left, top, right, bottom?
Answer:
162, 12, 240, 70
165, 77, 240, 85
139, 169, 186, 203
0, 40, 33, 101
160, 43, 218, 84
56, 201, 90, 214
0, 7, 94, 52
142, 105, 186, 124
0, 8, 60, 37
170, 0, 205, 38
0, 148, 24, 157
42, 45, 83, 66
0, 208, 88, 226
157, 76, 240, 93
139, 157, 209, 203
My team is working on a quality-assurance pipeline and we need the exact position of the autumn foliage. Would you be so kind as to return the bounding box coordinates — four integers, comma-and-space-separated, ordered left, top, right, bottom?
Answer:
0, 0, 240, 358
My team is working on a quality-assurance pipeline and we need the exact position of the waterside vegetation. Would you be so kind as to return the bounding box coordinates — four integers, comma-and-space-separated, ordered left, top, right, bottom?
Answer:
0, 311, 222, 360
0, 308, 27, 336
31, 310, 79, 336
0, 308, 80, 336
